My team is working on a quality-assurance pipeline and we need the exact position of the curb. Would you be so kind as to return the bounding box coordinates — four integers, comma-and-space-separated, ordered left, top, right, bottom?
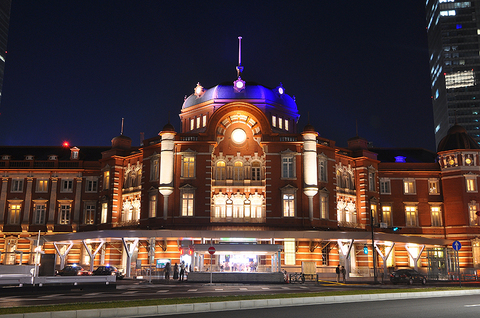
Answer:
4, 289, 480, 318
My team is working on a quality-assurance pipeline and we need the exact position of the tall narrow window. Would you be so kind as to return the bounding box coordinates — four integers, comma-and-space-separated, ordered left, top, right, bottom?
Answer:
429, 179, 439, 194
368, 170, 376, 191
251, 161, 261, 181
196, 116, 201, 129
431, 206, 442, 227
11, 179, 23, 192
382, 206, 392, 226
150, 158, 159, 181
282, 156, 295, 179
233, 161, 243, 180
283, 194, 295, 217
84, 204, 96, 225
182, 193, 194, 216
9, 204, 21, 224
86, 179, 98, 192
59, 204, 71, 224
320, 194, 328, 219
285, 119, 289, 131
190, 118, 194, 130
405, 206, 417, 227
216, 161, 226, 180
34, 203, 46, 225
202, 115, 207, 127
284, 238, 296, 265
103, 170, 110, 190
469, 201, 480, 226
149, 195, 157, 218
403, 179, 416, 194
318, 156, 327, 182
272, 115, 277, 127
278, 118, 283, 129
466, 175, 477, 192
101, 202, 108, 223
182, 156, 195, 178
61, 180, 73, 192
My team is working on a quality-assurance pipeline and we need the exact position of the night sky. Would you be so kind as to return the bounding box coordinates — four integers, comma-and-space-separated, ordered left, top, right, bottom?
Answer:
0, 1, 434, 151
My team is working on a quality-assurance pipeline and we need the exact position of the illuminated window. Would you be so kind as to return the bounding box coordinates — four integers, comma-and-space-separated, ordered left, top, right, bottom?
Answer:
216, 161, 226, 180
196, 116, 200, 129
8, 203, 21, 224
318, 156, 327, 182
181, 155, 195, 178
150, 158, 159, 181
33, 203, 46, 225
190, 118, 194, 130
202, 115, 207, 127
380, 178, 390, 194
101, 202, 108, 223
405, 206, 417, 227
285, 119, 289, 131
84, 203, 96, 225
403, 179, 416, 194
469, 201, 480, 226
284, 239, 296, 265
103, 170, 110, 190
11, 179, 23, 193
431, 206, 442, 227
283, 194, 295, 217
233, 161, 243, 180
466, 175, 477, 192
272, 115, 277, 127
59, 204, 71, 225
320, 193, 328, 219
149, 194, 157, 218
368, 169, 376, 191
371, 204, 378, 224
429, 179, 439, 194
278, 118, 283, 129
36, 179, 48, 193
382, 206, 392, 227
181, 192, 194, 217
61, 179, 73, 193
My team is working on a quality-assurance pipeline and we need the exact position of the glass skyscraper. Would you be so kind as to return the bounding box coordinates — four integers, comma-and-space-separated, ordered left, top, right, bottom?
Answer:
426, 0, 480, 147
0, 0, 10, 107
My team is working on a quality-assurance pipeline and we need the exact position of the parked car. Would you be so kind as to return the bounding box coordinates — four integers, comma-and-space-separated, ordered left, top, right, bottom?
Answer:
92, 265, 124, 279
390, 269, 426, 285
55, 265, 92, 276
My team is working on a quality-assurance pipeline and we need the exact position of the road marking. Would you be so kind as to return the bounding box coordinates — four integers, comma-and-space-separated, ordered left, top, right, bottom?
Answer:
215, 289, 223, 291
188, 289, 197, 292
39, 294, 63, 298
123, 291, 138, 294
239, 288, 248, 290
84, 293, 101, 296
281, 287, 290, 289
261, 287, 270, 290
156, 290, 169, 293
465, 304, 480, 307
299, 286, 308, 289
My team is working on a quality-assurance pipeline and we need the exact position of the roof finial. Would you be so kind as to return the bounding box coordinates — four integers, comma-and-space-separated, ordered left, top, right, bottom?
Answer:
121, 118, 124, 135
236, 36, 244, 78
356, 119, 358, 137
307, 111, 310, 125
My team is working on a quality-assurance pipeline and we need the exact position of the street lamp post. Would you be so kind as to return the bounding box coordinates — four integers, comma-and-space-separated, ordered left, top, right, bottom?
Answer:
370, 203, 378, 284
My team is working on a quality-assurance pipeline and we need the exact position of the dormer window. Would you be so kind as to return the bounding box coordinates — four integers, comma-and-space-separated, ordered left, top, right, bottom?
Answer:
70, 147, 80, 160
49, 155, 57, 161
1, 155, 10, 160
25, 155, 34, 160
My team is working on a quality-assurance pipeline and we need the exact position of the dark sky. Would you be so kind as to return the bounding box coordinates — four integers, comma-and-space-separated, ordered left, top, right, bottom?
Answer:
0, 1, 435, 151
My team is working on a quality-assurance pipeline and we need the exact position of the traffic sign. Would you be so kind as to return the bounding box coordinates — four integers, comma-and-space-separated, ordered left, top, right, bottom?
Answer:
208, 246, 216, 255
453, 240, 462, 251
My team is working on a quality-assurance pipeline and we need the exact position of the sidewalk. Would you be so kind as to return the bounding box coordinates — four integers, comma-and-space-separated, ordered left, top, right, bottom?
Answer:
4, 286, 480, 318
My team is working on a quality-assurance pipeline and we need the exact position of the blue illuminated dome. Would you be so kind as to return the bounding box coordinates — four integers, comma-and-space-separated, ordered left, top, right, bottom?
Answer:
182, 82, 298, 113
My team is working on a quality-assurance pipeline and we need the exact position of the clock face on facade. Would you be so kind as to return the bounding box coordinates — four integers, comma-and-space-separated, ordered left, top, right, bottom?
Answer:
231, 128, 247, 144
449, 159, 455, 166
466, 158, 472, 165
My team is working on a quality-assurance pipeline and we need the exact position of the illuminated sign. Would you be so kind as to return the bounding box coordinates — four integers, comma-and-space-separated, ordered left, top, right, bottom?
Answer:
445, 70, 475, 89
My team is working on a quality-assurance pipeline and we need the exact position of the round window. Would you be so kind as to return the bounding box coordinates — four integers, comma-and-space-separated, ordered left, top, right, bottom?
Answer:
231, 128, 247, 144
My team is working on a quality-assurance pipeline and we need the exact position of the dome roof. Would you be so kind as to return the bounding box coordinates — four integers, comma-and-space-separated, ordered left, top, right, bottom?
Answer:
437, 124, 480, 152
303, 123, 316, 133
161, 122, 175, 132
111, 134, 132, 150
182, 82, 298, 113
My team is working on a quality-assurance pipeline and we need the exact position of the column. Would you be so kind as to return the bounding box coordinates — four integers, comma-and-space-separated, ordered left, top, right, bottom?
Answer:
302, 131, 318, 221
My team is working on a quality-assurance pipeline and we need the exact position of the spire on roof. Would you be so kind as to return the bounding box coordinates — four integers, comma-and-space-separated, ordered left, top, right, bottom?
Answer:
236, 36, 244, 78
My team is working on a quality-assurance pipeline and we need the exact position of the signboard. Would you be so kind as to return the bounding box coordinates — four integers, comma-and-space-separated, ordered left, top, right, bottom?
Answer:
452, 240, 462, 251
156, 259, 171, 269
208, 246, 216, 255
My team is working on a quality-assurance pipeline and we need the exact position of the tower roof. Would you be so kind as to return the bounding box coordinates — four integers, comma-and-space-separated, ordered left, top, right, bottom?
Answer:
437, 124, 480, 152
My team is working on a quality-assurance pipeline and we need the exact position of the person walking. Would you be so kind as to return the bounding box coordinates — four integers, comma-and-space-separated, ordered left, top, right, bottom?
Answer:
336, 264, 341, 283
179, 261, 185, 281
341, 266, 346, 283
165, 262, 171, 283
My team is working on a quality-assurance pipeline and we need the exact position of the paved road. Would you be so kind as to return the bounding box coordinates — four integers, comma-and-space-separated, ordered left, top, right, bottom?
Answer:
0, 279, 478, 308
150, 294, 480, 318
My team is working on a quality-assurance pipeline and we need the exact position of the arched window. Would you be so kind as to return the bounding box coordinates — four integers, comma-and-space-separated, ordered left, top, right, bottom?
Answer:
216, 161, 226, 180
233, 161, 243, 180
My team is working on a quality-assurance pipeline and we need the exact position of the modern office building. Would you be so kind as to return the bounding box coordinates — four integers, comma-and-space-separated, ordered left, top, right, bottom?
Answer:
426, 0, 480, 147
0, 0, 10, 107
